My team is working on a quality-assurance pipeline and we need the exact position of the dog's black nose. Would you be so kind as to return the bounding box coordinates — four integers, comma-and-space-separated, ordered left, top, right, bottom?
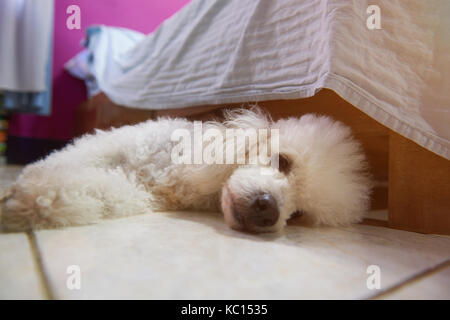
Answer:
247, 194, 279, 227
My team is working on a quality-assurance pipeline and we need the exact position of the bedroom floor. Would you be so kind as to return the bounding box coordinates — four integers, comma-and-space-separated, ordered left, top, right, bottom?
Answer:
1, 165, 449, 300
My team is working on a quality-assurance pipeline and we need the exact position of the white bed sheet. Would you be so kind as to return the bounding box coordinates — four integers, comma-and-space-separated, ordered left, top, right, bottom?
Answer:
78, 0, 450, 159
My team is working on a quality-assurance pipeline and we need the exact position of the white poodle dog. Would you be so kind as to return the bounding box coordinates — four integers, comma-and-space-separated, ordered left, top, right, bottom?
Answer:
0, 108, 371, 233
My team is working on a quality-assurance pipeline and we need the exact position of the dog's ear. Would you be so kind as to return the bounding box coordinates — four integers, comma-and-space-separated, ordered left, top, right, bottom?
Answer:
223, 106, 272, 130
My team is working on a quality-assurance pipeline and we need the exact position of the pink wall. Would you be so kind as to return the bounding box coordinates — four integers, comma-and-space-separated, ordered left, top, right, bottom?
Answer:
9, 0, 190, 141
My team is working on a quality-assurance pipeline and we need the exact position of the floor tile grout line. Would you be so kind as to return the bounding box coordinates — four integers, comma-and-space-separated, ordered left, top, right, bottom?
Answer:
367, 259, 450, 300
26, 231, 55, 300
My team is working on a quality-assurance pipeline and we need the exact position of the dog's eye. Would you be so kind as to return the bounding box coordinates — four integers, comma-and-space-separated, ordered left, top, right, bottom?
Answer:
277, 153, 292, 174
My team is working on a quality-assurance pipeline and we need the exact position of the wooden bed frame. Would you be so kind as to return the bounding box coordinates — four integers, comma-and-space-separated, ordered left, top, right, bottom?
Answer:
74, 89, 450, 235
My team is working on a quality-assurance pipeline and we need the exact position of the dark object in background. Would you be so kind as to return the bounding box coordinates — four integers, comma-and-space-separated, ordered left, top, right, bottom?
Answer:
0, 92, 63, 165
6, 135, 66, 165
0, 108, 8, 164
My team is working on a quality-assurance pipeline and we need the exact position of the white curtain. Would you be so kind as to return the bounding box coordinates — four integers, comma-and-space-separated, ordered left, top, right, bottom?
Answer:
0, 0, 54, 92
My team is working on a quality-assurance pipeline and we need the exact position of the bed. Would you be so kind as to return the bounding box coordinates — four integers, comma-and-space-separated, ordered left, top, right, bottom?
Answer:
69, 0, 450, 234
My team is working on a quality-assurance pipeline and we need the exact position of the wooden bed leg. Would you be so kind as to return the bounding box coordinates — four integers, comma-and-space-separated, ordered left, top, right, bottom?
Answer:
388, 132, 450, 235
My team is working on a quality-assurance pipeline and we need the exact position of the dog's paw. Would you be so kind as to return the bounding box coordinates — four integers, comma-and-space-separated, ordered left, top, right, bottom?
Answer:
0, 185, 60, 232
1, 186, 35, 231
1, 187, 28, 231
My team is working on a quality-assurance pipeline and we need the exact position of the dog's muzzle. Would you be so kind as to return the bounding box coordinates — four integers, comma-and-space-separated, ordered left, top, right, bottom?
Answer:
221, 186, 280, 232
235, 193, 279, 228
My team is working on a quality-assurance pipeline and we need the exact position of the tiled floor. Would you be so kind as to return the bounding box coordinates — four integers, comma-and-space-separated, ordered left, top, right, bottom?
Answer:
1, 165, 449, 299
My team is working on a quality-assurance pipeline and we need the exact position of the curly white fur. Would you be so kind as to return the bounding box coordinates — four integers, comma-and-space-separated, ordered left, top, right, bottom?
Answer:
0, 108, 372, 233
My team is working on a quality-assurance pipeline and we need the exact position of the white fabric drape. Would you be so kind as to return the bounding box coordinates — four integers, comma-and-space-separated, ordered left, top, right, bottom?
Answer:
0, 0, 54, 92
83, 0, 450, 159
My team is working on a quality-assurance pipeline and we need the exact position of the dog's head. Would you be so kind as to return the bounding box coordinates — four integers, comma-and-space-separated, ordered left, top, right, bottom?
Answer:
220, 108, 372, 233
